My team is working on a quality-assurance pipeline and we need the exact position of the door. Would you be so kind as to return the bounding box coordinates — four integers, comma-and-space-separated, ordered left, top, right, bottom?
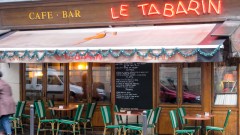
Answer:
158, 63, 202, 134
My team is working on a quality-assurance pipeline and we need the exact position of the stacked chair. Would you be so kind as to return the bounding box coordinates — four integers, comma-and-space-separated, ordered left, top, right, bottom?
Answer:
100, 106, 122, 135
9, 101, 26, 135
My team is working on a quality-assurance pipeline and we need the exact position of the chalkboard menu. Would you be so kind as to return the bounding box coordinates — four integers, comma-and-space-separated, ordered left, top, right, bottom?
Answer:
115, 63, 153, 110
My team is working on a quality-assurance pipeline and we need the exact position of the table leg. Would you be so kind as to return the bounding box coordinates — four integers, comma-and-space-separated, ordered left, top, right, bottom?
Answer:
195, 120, 197, 135
201, 120, 205, 135
137, 116, 139, 124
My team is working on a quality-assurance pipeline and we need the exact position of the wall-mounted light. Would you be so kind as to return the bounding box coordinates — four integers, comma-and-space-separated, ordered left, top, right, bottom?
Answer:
77, 63, 88, 70
223, 73, 234, 82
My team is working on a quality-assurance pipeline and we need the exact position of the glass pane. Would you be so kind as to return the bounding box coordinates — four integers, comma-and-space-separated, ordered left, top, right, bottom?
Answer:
182, 63, 201, 104
159, 64, 178, 104
214, 63, 237, 105
69, 62, 87, 102
47, 63, 64, 101
25, 64, 43, 101
92, 63, 111, 102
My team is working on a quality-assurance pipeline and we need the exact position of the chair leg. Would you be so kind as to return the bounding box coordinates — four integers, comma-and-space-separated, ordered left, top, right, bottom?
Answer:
118, 128, 121, 135
56, 123, 59, 135
152, 127, 155, 135
20, 119, 24, 134
103, 127, 107, 135
37, 122, 41, 135
83, 122, 87, 135
78, 123, 81, 135
13, 120, 17, 135
51, 123, 54, 135
73, 124, 76, 135
123, 129, 127, 135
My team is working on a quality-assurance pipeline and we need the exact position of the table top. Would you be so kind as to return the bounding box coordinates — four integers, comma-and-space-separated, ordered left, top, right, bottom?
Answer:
115, 110, 143, 116
48, 105, 78, 111
184, 114, 214, 121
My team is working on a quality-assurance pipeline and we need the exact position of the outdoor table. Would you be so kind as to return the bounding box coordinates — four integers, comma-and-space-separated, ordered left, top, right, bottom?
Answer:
114, 110, 143, 124
48, 105, 78, 118
184, 114, 214, 135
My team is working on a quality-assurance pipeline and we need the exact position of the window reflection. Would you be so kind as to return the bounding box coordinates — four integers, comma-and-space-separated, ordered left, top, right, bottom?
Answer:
182, 63, 201, 104
214, 63, 237, 105
92, 63, 111, 102
47, 63, 64, 101
25, 64, 43, 101
159, 65, 178, 104
69, 62, 87, 102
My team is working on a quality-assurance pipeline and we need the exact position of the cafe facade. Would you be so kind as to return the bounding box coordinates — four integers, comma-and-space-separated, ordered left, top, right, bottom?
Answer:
0, 0, 240, 134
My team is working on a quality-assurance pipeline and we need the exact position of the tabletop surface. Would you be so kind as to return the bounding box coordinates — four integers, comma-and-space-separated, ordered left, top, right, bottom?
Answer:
184, 114, 214, 120
115, 110, 143, 116
48, 105, 78, 111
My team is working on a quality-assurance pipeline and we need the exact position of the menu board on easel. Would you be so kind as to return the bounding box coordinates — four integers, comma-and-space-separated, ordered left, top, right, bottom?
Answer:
115, 63, 153, 110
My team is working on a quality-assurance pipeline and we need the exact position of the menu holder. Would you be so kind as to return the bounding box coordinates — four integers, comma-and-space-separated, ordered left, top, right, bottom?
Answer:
214, 93, 237, 105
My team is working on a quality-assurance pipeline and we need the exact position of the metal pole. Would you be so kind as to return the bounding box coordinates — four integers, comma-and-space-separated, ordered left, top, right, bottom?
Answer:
142, 110, 147, 135
30, 104, 34, 135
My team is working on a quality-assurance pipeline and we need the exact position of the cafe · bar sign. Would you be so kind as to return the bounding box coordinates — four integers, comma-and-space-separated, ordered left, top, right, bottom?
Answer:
111, 0, 222, 19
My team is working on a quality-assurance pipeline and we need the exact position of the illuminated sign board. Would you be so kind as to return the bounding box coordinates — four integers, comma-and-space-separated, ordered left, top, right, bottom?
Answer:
110, 0, 221, 19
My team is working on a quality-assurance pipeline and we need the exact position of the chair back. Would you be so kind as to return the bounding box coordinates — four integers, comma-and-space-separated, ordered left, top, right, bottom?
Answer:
177, 107, 187, 125
223, 110, 231, 129
73, 104, 84, 121
148, 107, 162, 125
34, 100, 46, 119
15, 101, 26, 118
114, 105, 123, 124
100, 106, 112, 125
48, 100, 56, 117
169, 110, 179, 129
146, 109, 153, 124
85, 102, 97, 119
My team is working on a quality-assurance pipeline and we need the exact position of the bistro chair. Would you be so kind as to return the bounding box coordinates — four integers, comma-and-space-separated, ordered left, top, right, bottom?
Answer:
48, 99, 56, 118
205, 110, 231, 135
100, 106, 122, 135
114, 105, 124, 125
34, 100, 57, 135
79, 102, 97, 135
56, 104, 84, 135
177, 107, 201, 135
148, 107, 162, 135
9, 101, 26, 135
123, 109, 153, 135
169, 110, 195, 135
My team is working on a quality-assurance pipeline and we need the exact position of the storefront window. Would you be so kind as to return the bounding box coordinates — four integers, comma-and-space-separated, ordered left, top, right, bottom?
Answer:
69, 62, 88, 102
159, 64, 178, 104
25, 63, 43, 101
92, 63, 111, 102
47, 63, 64, 101
182, 63, 201, 104
214, 63, 237, 105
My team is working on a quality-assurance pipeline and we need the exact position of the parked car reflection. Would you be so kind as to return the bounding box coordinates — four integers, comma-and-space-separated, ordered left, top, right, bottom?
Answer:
160, 79, 200, 103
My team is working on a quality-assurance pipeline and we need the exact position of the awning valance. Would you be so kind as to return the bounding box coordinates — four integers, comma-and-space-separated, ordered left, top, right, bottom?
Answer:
0, 24, 225, 63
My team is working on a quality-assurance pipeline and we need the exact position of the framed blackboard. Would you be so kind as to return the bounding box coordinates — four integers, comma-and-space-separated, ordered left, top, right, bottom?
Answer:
115, 63, 153, 110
